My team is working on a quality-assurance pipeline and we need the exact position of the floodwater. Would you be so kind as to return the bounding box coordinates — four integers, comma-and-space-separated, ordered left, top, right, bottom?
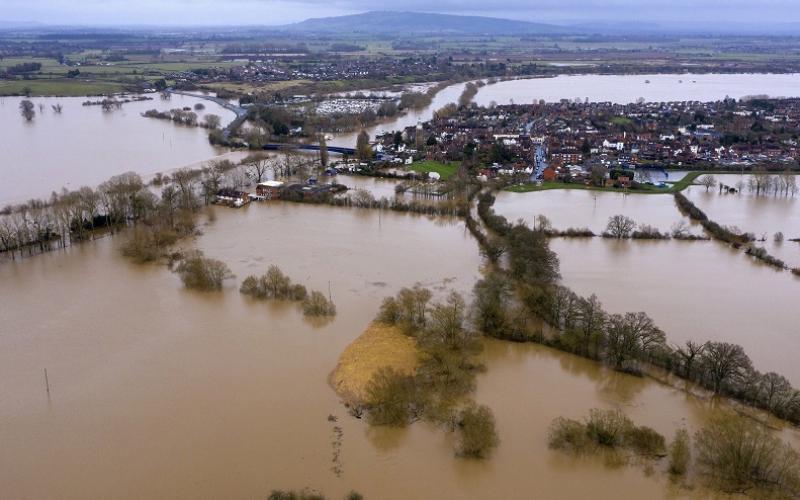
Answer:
1, 202, 778, 499
683, 177, 800, 268
474, 73, 800, 106
328, 82, 468, 149
494, 189, 800, 384
0, 94, 235, 205
493, 188, 687, 234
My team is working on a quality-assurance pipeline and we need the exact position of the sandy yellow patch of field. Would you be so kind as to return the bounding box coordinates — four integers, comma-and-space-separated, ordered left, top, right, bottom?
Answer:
330, 322, 418, 403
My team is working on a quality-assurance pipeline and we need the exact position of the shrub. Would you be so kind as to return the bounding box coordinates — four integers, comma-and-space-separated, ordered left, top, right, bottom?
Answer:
302, 291, 337, 317
240, 265, 309, 301
695, 414, 800, 495
668, 428, 691, 476
631, 224, 670, 240
121, 225, 178, 263
624, 425, 666, 456
456, 404, 500, 458
585, 408, 632, 447
548, 409, 666, 458
365, 367, 419, 426
267, 490, 325, 500
290, 283, 308, 301
548, 417, 590, 451
377, 296, 401, 324
173, 252, 233, 291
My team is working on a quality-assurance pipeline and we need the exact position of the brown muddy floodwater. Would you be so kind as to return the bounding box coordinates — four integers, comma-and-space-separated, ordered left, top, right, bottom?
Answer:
0, 94, 236, 205
683, 177, 800, 268
495, 189, 800, 385
1, 201, 778, 499
473, 73, 800, 106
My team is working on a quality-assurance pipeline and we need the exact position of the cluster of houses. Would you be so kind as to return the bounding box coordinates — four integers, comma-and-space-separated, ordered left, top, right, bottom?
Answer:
408, 98, 800, 182
169, 56, 447, 86
213, 180, 348, 207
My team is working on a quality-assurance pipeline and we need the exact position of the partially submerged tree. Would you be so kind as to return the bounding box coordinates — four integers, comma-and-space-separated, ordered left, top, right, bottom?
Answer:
242, 153, 274, 184
356, 130, 372, 161
699, 175, 718, 192
19, 99, 35, 121
695, 414, 800, 495
173, 252, 233, 291
456, 404, 499, 459
302, 290, 337, 317
605, 214, 636, 239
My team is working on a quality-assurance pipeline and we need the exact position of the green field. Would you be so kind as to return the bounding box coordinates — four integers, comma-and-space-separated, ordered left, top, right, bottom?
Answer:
408, 160, 459, 180
0, 79, 126, 96
0, 56, 237, 96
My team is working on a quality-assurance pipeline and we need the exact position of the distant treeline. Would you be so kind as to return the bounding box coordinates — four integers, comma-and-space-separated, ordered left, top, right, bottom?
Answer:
2, 62, 42, 76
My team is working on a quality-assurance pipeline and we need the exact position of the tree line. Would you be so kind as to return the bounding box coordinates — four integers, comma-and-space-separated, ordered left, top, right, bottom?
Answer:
473, 191, 800, 428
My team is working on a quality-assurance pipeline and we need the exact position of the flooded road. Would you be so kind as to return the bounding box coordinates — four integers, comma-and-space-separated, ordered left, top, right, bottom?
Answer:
0, 93, 235, 205
0, 202, 766, 499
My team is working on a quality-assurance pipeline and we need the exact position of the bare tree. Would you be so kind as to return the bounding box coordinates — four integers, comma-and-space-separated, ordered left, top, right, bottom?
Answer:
319, 134, 329, 167
242, 153, 274, 183
203, 113, 221, 129
700, 342, 752, 394
604, 312, 666, 369
356, 130, 371, 161
699, 175, 717, 192
19, 100, 35, 121
533, 214, 552, 233
605, 214, 636, 239
675, 341, 706, 380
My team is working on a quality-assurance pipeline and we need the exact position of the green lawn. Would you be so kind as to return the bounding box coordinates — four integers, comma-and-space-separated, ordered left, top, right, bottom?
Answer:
408, 160, 460, 180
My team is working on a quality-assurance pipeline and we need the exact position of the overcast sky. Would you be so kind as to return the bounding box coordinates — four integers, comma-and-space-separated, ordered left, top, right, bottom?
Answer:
3, 0, 799, 27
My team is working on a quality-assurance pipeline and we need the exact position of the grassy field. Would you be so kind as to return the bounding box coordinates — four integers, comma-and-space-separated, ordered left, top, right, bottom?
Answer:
0, 56, 237, 96
0, 79, 126, 96
408, 160, 460, 180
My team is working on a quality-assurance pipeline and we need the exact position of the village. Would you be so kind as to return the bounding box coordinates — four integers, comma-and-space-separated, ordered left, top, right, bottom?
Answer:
362, 96, 800, 191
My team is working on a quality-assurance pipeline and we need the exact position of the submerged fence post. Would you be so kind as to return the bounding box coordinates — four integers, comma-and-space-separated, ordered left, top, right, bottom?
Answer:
44, 368, 50, 396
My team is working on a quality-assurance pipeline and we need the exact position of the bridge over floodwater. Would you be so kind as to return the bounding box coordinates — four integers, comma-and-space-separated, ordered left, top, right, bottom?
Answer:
262, 143, 356, 155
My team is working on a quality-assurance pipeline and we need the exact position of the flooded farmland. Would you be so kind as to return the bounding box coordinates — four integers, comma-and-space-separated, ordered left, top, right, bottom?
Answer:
2, 202, 785, 499
3, 73, 800, 499
683, 176, 800, 268
474, 73, 800, 106
0, 93, 236, 205
493, 188, 800, 384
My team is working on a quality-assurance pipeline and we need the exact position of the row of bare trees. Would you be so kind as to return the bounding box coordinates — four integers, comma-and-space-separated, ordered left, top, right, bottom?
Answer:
473, 190, 800, 427
699, 169, 799, 197
0, 158, 253, 261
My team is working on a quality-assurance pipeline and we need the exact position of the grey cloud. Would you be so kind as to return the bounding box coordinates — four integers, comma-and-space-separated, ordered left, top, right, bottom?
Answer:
3, 0, 799, 26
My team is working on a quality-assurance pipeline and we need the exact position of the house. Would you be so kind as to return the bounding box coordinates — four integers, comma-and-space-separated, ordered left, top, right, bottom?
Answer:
255, 181, 285, 200
215, 188, 251, 208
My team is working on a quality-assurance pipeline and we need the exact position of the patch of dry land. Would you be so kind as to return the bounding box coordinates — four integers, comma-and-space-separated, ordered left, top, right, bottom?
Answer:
330, 322, 418, 403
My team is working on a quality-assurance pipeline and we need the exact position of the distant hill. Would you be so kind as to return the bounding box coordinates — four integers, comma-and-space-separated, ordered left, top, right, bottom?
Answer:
281, 11, 571, 35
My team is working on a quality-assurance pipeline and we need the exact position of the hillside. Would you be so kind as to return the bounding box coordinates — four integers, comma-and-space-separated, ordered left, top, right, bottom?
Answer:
282, 11, 570, 35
